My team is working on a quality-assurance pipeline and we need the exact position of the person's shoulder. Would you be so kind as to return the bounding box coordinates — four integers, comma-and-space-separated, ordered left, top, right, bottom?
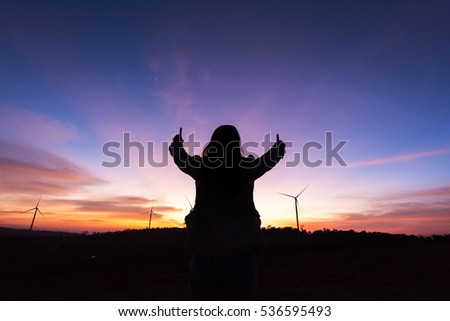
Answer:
239, 155, 260, 169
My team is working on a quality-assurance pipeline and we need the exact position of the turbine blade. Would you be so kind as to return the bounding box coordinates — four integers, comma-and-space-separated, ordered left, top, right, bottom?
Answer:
185, 195, 193, 209
38, 209, 45, 217
298, 203, 303, 215
20, 208, 35, 214
296, 184, 309, 198
36, 196, 41, 208
278, 192, 296, 198
293, 197, 304, 217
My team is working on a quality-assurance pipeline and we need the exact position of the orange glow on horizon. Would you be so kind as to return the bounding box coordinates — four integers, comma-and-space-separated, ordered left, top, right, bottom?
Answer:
3, 205, 448, 236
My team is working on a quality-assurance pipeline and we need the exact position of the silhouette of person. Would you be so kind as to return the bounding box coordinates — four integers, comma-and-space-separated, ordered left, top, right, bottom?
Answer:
170, 125, 285, 300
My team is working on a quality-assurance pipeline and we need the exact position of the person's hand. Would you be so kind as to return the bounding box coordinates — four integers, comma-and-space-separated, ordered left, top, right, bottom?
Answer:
169, 128, 183, 156
276, 134, 286, 157
173, 127, 184, 143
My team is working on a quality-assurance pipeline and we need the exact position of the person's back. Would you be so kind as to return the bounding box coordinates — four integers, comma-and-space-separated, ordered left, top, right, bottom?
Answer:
189, 160, 263, 256
170, 125, 285, 299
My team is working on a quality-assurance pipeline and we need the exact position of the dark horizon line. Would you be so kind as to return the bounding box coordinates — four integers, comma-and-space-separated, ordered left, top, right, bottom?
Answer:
0, 225, 449, 238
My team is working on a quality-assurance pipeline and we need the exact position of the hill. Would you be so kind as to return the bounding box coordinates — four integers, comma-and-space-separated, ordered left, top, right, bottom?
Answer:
0, 227, 79, 237
0, 227, 449, 300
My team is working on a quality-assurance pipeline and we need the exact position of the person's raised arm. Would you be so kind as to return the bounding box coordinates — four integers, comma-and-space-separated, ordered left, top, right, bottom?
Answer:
169, 127, 201, 178
249, 134, 285, 179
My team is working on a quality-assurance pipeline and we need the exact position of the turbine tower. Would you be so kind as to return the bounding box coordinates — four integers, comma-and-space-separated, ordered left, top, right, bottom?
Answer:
20, 197, 45, 232
142, 207, 159, 229
279, 185, 309, 233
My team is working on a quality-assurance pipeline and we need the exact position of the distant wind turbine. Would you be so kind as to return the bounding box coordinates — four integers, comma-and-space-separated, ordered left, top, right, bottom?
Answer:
20, 197, 45, 232
142, 207, 159, 229
278, 185, 309, 233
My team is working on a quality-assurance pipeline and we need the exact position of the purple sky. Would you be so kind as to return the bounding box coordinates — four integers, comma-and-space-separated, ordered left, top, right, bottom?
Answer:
1, 1, 449, 234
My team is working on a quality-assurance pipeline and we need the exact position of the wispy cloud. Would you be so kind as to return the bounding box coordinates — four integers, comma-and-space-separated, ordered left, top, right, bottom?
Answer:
388, 185, 450, 200
157, 55, 194, 113
64, 199, 179, 217
336, 185, 450, 202
0, 107, 79, 144
325, 185, 450, 235
328, 200, 450, 235
0, 141, 105, 195
0, 195, 185, 232
350, 148, 450, 168
152, 54, 208, 127
320, 184, 450, 235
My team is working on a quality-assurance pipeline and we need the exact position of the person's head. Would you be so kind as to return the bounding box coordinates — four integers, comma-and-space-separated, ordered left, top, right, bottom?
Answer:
203, 125, 242, 167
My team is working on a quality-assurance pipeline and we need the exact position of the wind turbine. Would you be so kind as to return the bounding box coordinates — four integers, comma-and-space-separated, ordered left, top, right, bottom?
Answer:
142, 207, 158, 229
279, 185, 309, 233
20, 197, 45, 232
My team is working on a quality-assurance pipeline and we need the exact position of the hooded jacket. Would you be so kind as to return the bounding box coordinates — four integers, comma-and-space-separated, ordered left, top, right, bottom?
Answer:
170, 139, 284, 256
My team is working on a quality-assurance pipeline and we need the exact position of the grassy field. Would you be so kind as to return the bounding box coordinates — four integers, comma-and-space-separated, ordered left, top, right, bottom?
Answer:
1, 228, 449, 300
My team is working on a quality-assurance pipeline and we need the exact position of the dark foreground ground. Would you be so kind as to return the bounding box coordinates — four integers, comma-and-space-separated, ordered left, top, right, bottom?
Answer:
0, 227, 449, 300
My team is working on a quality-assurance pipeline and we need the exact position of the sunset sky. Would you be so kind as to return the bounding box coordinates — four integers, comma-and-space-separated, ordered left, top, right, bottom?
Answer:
1, 1, 449, 235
